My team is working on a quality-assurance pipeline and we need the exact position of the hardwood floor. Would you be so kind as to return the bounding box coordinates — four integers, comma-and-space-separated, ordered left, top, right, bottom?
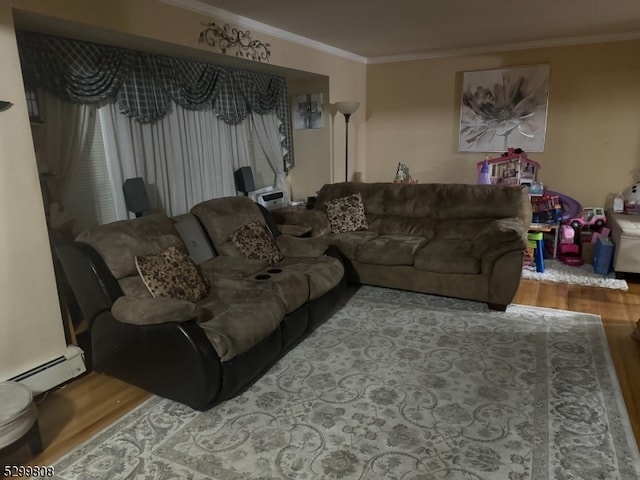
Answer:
1, 372, 150, 475
514, 277, 640, 445
2, 278, 640, 475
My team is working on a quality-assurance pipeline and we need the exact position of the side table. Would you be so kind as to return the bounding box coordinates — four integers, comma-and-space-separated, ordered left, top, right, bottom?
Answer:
0, 381, 42, 457
529, 222, 560, 259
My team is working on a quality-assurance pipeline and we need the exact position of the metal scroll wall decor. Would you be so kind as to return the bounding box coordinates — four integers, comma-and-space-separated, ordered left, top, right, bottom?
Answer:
199, 22, 271, 63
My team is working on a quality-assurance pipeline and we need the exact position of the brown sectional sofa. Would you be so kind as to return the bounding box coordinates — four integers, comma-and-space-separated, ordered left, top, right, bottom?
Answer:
277, 182, 532, 310
55, 184, 529, 409
190, 196, 345, 327
55, 208, 345, 410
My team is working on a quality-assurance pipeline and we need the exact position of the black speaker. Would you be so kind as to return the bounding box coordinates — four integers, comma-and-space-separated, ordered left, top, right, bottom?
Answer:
306, 196, 317, 210
234, 167, 255, 195
123, 177, 151, 217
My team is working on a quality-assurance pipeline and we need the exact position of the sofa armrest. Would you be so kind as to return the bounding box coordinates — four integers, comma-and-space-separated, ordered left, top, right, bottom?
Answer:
273, 209, 331, 237
472, 218, 528, 259
275, 235, 329, 257
91, 309, 221, 410
111, 296, 209, 325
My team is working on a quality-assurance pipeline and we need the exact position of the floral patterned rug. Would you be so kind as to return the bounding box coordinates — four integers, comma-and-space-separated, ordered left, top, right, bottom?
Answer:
40, 286, 640, 480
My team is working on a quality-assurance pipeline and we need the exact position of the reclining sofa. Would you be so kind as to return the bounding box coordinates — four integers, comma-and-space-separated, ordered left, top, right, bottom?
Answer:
276, 182, 532, 310
55, 204, 345, 410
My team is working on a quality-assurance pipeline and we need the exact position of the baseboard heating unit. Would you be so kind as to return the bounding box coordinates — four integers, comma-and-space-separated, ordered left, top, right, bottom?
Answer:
9, 345, 86, 394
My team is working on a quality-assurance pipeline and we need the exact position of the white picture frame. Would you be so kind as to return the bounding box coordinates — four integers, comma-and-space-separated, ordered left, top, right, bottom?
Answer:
459, 65, 550, 152
292, 93, 323, 129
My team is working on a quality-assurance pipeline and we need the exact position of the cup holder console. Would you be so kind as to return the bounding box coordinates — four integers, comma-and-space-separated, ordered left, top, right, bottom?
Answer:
255, 274, 271, 280
267, 268, 282, 274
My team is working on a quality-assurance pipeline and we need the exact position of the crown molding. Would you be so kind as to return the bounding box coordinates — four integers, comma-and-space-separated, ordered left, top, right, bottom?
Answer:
160, 0, 368, 64
366, 31, 640, 64
160, 0, 640, 65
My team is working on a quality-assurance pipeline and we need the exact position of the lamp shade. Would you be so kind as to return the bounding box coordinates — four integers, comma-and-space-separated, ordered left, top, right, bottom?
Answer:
335, 101, 360, 115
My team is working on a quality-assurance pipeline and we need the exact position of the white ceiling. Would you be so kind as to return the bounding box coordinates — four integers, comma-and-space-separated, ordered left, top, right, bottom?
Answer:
181, 0, 640, 62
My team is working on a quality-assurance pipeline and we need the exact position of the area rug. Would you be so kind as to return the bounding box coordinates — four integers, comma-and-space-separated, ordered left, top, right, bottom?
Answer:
522, 259, 629, 291
38, 287, 640, 480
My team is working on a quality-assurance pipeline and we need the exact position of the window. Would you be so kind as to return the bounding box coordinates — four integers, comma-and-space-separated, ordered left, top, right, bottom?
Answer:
248, 115, 278, 190
62, 110, 117, 233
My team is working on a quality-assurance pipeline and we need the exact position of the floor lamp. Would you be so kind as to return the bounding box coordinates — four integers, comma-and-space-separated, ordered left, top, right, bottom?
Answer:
335, 101, 360, 182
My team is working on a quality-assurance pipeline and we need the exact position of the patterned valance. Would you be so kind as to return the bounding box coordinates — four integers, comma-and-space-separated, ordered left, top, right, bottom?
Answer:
16, 30, 293, 166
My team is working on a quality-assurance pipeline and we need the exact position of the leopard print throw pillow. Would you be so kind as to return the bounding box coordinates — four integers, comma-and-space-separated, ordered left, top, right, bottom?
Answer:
230, 220, 284, 264
325, 193, 368, 233
135, 245, 208, 303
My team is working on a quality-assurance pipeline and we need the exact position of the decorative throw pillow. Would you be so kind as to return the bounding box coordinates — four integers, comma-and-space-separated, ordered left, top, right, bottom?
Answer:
230, 220, 284, 264
135, 245, 209, 303
325, 193, 368, 233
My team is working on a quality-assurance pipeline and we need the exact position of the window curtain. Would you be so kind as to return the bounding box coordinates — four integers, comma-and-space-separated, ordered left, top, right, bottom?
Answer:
17, 30, 293, 169
99, 101, 252, 218
251, 112, 288, 196
37, 91, 95, 210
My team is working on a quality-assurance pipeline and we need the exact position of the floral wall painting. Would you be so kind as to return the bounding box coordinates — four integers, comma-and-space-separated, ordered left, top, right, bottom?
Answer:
292, 93, 323, 129
459, 65, 550, 152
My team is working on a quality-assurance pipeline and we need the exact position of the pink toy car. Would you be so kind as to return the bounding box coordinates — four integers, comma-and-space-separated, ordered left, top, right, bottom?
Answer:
568, 207, 606, 229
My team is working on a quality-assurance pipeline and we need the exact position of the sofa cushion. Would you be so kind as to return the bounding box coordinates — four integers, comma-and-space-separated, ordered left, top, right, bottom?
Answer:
326, 231, 379, 260
414, 240, 481, 274
135, 245, 209, 302
76, 213, 183, 279
197, 285, 286, 362
230, 220, 284, 264
247, 267, 310, 313
275, 235, 329, 257
118, 276, 153, 298
199, 256, 269, 282
325, 193, 368, 233
355, 234, 428, 266
190, 196, 265, 256
112, 296, 209, 325
277, 256, 345, 300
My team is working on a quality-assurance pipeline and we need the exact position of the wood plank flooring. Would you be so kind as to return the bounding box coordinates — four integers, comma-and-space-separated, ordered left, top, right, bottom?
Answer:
514, 277, 640, 444
2, 278, 640, 475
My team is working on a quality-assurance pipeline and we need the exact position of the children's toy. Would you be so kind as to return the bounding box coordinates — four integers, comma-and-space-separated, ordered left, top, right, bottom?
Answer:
623, 181, 640, 213
545, 190, 582, 223
559, 243, 583, 266
393, 163, 417, 184
477, 159, 491, 185
613, 193, 624, 213
557, 223, 583, 266
531, 192, 562, 224
568, 207, 607, 230
527, 232, 545, 272
592, 236, 615, 275
559, 224, 575, 244
528, 181, 544, 195
475, 148, 540, 190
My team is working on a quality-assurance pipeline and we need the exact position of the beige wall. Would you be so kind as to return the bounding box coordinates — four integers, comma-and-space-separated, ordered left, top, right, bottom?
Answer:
366, 41, 640, 207
0, 0, 67, 380
288, 77, 331, 201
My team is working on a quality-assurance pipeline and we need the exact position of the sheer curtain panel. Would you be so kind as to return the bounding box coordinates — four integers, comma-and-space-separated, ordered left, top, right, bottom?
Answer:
251, 112, 288, 196
99, 102, 252, 218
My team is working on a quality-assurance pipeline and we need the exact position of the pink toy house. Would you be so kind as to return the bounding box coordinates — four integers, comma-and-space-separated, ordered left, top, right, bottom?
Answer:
476, 148, 540, 188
